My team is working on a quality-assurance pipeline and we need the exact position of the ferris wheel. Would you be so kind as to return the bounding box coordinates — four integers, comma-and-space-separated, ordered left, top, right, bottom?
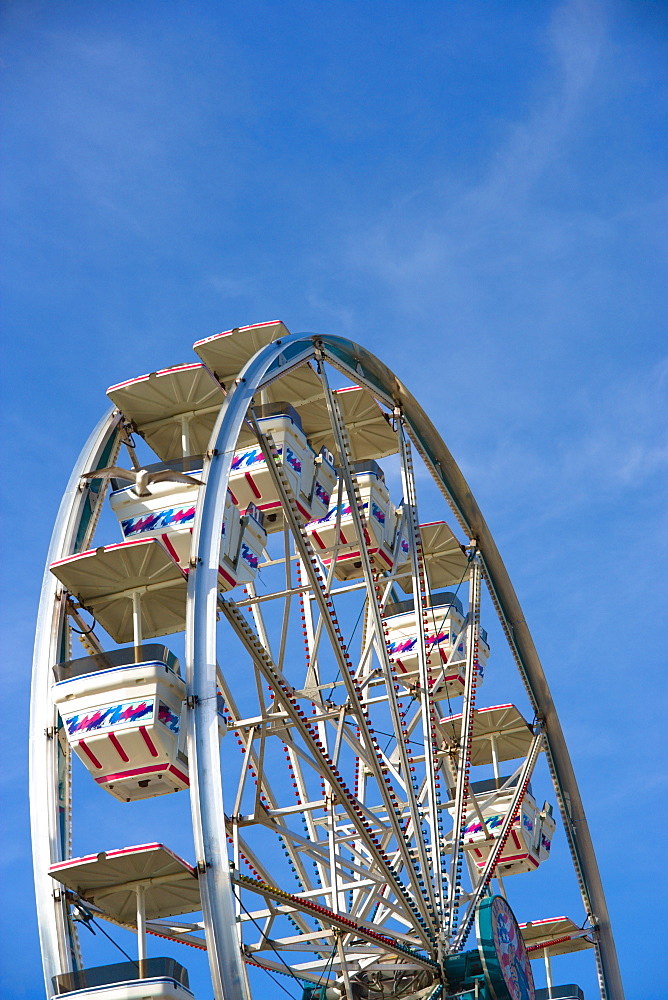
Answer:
30, 322, 624, 1000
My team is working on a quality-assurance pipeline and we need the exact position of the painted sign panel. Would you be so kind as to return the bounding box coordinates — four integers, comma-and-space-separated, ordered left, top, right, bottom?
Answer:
477, 895, 535, 1000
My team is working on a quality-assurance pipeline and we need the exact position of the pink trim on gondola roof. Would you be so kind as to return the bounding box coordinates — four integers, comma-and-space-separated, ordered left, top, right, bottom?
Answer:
50, 537, 184, 571
49, 842, 195, 874
193, 320, 285, 349
419, 520, 463, 529
518, 916, 570, 928
107, 362, 205, 393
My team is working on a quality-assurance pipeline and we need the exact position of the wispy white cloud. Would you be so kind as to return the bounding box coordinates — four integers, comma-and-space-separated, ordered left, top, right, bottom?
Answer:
345, 0, 609, 304
465, 0, 605, 213
564, 357, 668, 488
470, 355, 668, 503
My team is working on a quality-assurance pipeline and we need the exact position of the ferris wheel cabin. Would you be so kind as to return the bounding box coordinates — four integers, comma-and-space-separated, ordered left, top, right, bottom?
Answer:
441, 704, 557, 876
48, 845, 200, 1000
48, 538, 230, 801
52, 645, 189, 801
305, 458, 411, 579
384, 588, 490, 695
227, 401, 337, 527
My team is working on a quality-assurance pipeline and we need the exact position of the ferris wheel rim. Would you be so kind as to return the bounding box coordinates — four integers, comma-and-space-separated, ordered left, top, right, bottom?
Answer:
29, 407, 123, 993
185, 331, 622, 999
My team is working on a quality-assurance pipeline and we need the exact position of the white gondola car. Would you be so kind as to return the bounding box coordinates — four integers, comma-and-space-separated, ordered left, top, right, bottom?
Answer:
384, 591, 490, 695
109, 477, 266, 592
50, 845, 199, 998
52, 645, 189, 802
228, 402, 337, 530
50, 959, 194, 1000
455, 780, 556, 876
48, 541, 229, 802
305, 460, 409, 580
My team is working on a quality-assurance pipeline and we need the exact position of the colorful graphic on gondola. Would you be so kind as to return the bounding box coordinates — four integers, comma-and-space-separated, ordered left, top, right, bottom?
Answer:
241, 542, 260, 570
314, 482, 331, 506
231, 445, 301, 474
315, 500, 368, 524
231, 447, 265, 471
158, 701, 180, 733
464, 813, 505, 838
371, 501, 385, 525
285, 447, 301, 473
387, 631, 453, 656
64, 699, 155, 736
121, 505, 196, 537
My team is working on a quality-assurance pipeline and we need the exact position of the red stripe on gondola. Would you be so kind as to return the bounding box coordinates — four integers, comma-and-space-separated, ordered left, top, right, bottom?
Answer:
78, 740, 103, 769
108, 732, 129, 763
478, 852, 537, 868
160, 533, 182, 565
218, 565, 236, 587
140, 726, 159, 757
245, 472, 262, 499
97, 763, 189, 786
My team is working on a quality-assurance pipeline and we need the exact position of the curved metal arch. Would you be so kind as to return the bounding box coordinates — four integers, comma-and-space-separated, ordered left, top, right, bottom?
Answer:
30, 408, 123, 995
189, 333, 623, 1000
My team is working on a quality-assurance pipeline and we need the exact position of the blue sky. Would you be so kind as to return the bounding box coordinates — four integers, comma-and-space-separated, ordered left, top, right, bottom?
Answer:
1, 1, 666, 998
